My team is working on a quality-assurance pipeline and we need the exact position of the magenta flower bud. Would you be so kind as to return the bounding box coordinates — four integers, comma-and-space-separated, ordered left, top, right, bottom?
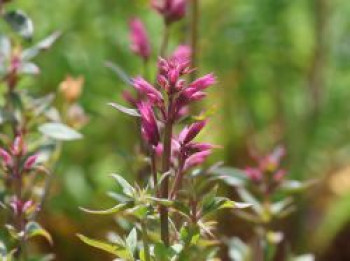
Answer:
11, 135, 26, 156
274, 169, 286, 183
132, 77, 163, 105
151, 0, 187, 24
189, 73, 216, 91
171, 45, 191, 63
182, 120, 207, 144
0, 148, 12, 166
24, 154, 39, 170
138, 102, 160, 146
155, 143, 164, 157
157, 75, 169, 91
129, 18, 151, 61
184, 150, 212, 170
122, 90, 138, 107
187, 142, 214, 152
245, 167, 262, 182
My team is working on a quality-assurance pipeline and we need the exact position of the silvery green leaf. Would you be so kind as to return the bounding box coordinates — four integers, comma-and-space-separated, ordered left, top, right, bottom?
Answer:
110, 174, 135, 197
0, 34, 11, 60
105, 61, 132, 86
211, 167, 248, 187
19, 62, 40, 75
4, 10, 34, 39
109, 102, 140, 117
126, 228, 137, 255
39, 122, 83, 141
237, 187, 263, 215
21, 32, 61, 60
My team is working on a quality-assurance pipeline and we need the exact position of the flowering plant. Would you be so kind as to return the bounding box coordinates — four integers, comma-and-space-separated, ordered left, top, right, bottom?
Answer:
0, 1, 85, 259
213, 146, 315, 261
79, 1, 250, 260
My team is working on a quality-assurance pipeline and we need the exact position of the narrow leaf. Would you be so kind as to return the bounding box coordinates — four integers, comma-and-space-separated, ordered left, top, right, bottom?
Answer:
25, 222, 53, 245
110, 173, 135, 197
108, 102, 140, 117
4, 10, 33, 39
80, 202, 132, 215
78, 234, 124, 256
105, 61, 132, 86
39, 122, 83, 141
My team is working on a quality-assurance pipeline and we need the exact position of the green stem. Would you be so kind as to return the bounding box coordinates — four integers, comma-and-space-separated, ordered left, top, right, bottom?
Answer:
190, 0, 199, 81
160, 24, 170, 57
141, 221, 151, 261
160, 97, 174, 246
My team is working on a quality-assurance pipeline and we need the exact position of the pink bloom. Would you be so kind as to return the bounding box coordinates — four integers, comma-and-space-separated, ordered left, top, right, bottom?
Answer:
189, 73, 216, 91
273, 169, 286, 183
132, 76, 163, 105
24, 154, 39, 170
122, 90, 138, 107
0, 148, 12, 166
184, 150, 212, 170
180, 120, 207, 144
171, 45, 192, 63
129, 18, 151, 61
11, 135, 26, 156
138, 102, 160, 146
245, 167, 262, 182
259, 146, 286, 172
151, 0, 187, 24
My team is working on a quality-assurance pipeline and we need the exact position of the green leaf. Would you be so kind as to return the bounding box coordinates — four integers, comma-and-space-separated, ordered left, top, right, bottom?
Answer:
154, 243, 176, 260
39, 122, 83, 141
237, 187, 263, 214
21, 32, 61, 60
110, 173, 135, 197
105, 61, 132, 86
80, 202, 132, 215
126, 228, 137, 255
0, 241, 7, 257
4, 10, 34, 39
19, 62, 40, 75
25, 222, 53, 245
108, 102, 140, 117
212, 167, 248, 187
148, 196, 174, 207
78, 234, 128, 257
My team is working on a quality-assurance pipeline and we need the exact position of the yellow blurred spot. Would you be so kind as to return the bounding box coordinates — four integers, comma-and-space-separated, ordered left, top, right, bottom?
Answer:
330, 166, 350, 196
59, 75, 84, 103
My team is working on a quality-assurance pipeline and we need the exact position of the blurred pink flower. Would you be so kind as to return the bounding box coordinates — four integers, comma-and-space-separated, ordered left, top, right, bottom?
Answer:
129, 18, 151, 61
132, 76, 163, 106
171, 45, 192, 62
151, 0, 187, 24
138, 102, 160, 146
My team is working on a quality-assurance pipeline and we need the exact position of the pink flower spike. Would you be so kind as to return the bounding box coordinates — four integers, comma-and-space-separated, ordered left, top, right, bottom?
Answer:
189, 73, 216, 91
24, 154, 39, 170
138, 102, 160, 146
171, 45, 192, 63
245, 167, 262, 182
183, 120, 207, 144
132, 77, 163, 105
184, 149, 212, 170
151, 0, 187, 24
129, 18, 151, 61
274, 169, 287, 183
0, 148, 12, 166
11, 135, 26, 156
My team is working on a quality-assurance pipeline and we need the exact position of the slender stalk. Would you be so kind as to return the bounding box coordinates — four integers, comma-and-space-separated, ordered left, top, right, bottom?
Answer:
160, 24, 170, 57
141, 221, 151, 261
170, 157, 184, 199
160, 96, 174, 246
150, 148, 159, 197
190, 0, 199, 81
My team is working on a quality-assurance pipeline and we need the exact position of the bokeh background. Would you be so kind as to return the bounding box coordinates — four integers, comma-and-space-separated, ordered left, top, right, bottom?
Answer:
11, 0, 350, 260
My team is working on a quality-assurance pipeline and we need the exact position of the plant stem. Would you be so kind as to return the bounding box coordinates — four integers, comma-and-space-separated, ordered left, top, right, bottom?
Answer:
160, 24, 170, 57
170, 157, 184, 199
160, 97, 174, 246
150, 148, 159, 197
141, 220, 151, 261
190, 0, 199, 81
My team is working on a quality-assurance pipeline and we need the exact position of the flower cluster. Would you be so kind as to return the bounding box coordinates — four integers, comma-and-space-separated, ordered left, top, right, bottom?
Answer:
151, 0, 187, 24
244, 146, 287, 192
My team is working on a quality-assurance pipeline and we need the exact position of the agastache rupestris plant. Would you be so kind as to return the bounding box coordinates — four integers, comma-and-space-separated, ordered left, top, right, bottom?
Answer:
79, 1, 249, 260
214, 146, 314, 261
0, 1, 85, 260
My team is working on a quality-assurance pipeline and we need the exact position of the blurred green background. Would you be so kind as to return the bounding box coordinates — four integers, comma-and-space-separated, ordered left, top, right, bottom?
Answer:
10, 0, 350, 260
